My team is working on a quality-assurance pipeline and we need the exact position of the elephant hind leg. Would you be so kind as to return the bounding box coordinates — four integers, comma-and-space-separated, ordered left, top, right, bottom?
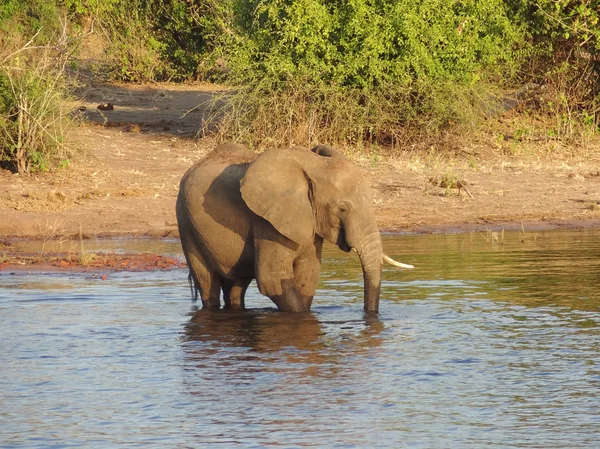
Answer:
222, 278, 252, 310
181, 240, 221, 308
200, 271, 222, 309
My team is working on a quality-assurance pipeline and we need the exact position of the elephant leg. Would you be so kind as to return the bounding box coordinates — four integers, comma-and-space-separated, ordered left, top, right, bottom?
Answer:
269, 283, 310, 312
190, 258, 221, 309
222, 278, 252, 310
293, 239, 323, 310
180, 233, 221, 308
200, 271, 222, 309
255, 244, 309, 312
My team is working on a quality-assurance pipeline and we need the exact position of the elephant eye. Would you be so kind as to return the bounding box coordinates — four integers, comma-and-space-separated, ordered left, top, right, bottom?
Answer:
339, 206, 348, 217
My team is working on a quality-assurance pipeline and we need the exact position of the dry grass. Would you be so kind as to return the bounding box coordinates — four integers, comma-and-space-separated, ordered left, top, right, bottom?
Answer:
0, 23, 77, 174
202, 76, 491, 152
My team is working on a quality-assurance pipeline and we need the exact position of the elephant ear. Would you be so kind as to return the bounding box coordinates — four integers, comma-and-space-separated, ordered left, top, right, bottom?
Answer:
311, 144, 346, 159
240, 150, 314, 246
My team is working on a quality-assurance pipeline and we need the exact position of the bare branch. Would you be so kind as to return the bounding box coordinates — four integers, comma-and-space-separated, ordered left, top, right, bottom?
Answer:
0, 28, 43, 65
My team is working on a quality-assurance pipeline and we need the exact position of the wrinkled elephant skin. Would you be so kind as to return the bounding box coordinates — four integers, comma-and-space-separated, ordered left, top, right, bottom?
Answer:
176, 143, 387, 313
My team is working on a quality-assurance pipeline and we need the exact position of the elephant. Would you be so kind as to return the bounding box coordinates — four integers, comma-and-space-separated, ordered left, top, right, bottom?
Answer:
176, 142, 412, 313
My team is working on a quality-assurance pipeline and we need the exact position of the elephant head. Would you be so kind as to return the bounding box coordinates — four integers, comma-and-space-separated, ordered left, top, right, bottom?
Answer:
239, 145, 399, 313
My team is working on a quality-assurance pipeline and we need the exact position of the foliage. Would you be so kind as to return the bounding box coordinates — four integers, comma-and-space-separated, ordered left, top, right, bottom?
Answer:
2, 0, 599, 158
150, 0, 236, 81
64, 0, 235, 82
521, 0, 599, 53
230, 0, 523, 87
97, 1, 167, 82
0, 0, 64, 44
0, 31, 74, 174
210, 0, 526, 146
507, 0, 600, 131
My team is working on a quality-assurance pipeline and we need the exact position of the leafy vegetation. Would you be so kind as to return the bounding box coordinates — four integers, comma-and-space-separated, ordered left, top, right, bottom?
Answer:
215, 0, 527, 146
65, 0, 235, 82
0, 1, 75, 174
1, 0, 599, 159
508, 0, 600, 140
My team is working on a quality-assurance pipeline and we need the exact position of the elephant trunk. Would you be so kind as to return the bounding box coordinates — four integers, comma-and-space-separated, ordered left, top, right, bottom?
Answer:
354, 225, 384, 313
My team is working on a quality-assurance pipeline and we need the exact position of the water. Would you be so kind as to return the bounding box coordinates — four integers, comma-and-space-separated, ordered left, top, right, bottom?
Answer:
1, 230, 599, 448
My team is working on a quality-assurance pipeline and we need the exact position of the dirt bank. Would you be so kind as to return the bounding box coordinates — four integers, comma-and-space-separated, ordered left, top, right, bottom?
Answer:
1, 82, 599, 250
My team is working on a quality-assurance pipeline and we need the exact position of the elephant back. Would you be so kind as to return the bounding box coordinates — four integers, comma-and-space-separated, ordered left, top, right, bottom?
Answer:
196, 142, 256, 167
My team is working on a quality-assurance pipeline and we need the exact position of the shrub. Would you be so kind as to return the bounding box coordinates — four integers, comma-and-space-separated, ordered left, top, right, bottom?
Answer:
0, 31, 74, 174
210, 0, 527, 147
508, 0, 600, 130
150, 0, 236, 81
66, 0, 234, 82
0, 0, 64, 44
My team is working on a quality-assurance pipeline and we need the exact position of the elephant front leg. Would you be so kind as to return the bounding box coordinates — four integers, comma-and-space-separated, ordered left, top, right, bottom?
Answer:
268, 280, 311, 312
292, 238, 323, 311
255, 246, 309, 312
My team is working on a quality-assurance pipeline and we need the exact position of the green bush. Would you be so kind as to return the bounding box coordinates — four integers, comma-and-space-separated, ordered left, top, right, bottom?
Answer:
65, 0, 234, 82
0, 34, 74, 174
0, 0, 63, 44
150, 0, 235, 81
511, 0, 599, 130
210, 0, 526, 146
230, 0, 523, 87
65, 0, 168, 82
3, 0, 598, 159
517, 0, 599, 55
99, 2, 167, 82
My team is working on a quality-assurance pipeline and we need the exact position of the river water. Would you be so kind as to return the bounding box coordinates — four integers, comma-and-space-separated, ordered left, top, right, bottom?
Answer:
1, 230, 599, 448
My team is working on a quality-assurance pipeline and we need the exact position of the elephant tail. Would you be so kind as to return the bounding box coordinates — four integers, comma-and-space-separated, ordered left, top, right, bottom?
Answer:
188, 271, 199, 302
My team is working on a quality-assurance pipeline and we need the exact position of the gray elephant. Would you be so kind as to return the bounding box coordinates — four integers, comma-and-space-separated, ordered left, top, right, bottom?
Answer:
176, 143, 412, 313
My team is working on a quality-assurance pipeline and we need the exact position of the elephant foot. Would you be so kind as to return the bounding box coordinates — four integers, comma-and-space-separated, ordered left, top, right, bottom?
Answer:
201, 301, 221, 310
223, 303, 245, 311
270, 288, 312, 312
271, 297, 311, 312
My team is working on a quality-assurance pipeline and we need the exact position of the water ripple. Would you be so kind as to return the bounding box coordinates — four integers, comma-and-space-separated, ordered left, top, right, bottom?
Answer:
1, 230, 600, 447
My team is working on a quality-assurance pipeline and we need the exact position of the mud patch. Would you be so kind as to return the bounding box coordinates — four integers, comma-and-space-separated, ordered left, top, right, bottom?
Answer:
0, 251, 186, 272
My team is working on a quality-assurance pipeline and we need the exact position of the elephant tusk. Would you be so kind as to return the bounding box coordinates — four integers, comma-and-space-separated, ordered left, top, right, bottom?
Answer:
351, 247, 414, 269
383, 254, 414, 269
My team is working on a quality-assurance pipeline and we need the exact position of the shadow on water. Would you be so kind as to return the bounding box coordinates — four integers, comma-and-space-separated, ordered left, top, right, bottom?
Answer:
184, 309, 328, 352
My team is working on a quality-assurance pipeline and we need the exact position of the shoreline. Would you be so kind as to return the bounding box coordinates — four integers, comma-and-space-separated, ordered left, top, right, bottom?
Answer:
383, 218, 600, 235
3, 216, 600, 240
1, 82, 599, 271
2, 218, 599, 273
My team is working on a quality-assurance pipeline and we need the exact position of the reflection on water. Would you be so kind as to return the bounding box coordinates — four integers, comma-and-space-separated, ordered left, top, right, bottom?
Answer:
380, 229, 600, 310
183, 310, 384, 379
1, 230, 599, 448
